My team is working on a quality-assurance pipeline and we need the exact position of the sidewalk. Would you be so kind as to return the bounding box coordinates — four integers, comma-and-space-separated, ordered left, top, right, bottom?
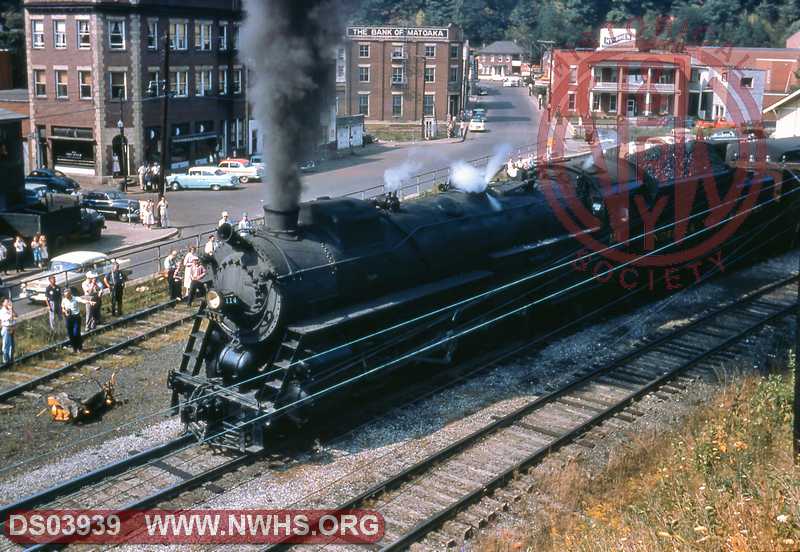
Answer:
2, 221, 178, 286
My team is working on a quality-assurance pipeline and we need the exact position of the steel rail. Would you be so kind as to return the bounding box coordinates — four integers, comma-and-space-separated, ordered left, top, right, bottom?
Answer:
265, 274, 796, 551
381, 300, 797, 551
0, 300, 195, 403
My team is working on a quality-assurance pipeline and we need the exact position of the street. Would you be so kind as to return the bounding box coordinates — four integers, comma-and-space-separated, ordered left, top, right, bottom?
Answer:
166, 83, 540, 228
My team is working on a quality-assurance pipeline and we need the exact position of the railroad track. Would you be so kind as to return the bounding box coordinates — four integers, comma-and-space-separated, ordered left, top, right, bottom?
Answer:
0, 434, 250, 552
0, 300, 196, 404
270, 274, 798, 552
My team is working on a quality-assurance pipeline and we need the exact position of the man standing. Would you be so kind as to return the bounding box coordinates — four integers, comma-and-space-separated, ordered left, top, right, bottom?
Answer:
218, 211, 230, 227
82, 272, 101, 330
237, 212, 251, 234
103, 262, 126, 316
138, 163, 147, 190
0, 241, 8, 277
163, 250, 180, 300
204, 235, 217, 256
0, 297, 16, 364
45, 275, 62, 333
13, 236, 25, 272
61, 289, 84, 352
157, 196, 169, 228
187, 259, 206, 307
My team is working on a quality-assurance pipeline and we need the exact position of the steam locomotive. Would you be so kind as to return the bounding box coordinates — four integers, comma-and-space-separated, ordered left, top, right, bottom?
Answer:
169, 138, 800, 452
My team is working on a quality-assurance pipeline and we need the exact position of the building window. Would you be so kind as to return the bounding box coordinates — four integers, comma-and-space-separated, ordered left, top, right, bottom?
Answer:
449, 65, 458, 82
569, 66, 577, 84
336, 47, 346, 83
592, 94, 600, 111
740, 76, 753, 88
33, 69, 46, 97
54, 70, 68, 98
77, 20, 91, 49
391, 45, 404, 59
169, 22, 188, 50
233, 23, 240, 50
195, 69, 213, 96
608, 94, 617, 112
358, 94, 369, 116
392, 66, 404, 84
147, 20, 158, 50
424, 45, 435, 58
424, 66, 435, 83
450, 44, 459, 58
31, 20, 44, 48
108, 19, 125, 49
219, 23, 228, 50
690, 68, 701, 83
219, 67, 228, 94
721, 71, 727, 82
567, 92, 575, 111
146, 70, 159, 96
392, 94, 402, 117
170, 70, 188, 97
109, 71, 127, 99
233, 68, 242, 94
79, 71, 92, 100
195, 21, 212, 50
53, 20, 66, 49
359, 44, 369, 57
423, 93, 434, 116
358, 65, 370, 83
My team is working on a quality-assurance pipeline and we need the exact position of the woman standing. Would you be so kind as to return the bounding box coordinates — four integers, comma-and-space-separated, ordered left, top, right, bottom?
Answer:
30, 235, 40, 269
181, 246, 198, 297
13, 237, 25, 272
38, 236, 49, 269
157, 196, 169, 228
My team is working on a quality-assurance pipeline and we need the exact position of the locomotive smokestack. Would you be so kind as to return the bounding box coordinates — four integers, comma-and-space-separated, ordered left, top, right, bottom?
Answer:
241, 0, 343, 232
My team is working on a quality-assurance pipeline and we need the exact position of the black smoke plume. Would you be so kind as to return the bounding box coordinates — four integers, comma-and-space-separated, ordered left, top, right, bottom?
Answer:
241, 0, 342, 214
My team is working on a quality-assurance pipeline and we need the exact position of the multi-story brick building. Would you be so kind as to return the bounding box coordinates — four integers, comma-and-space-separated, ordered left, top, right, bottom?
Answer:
476, 40, 527, 81
335, 25, 469, 139
24, 0, 247, 182
548, 27, 800, 126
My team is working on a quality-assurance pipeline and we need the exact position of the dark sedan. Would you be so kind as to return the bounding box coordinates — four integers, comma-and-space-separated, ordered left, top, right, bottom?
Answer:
80, 191, 140, 222
25, 168, 81, 194
79, 208, 105, 239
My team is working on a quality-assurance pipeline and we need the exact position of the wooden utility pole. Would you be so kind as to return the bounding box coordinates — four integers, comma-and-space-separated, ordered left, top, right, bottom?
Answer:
795, 244, 800, 462
158, 27, 171, 197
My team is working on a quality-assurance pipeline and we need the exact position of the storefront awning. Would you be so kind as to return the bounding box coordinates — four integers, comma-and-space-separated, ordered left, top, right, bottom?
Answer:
48, 135, 96, 143
172, 131, 218, 144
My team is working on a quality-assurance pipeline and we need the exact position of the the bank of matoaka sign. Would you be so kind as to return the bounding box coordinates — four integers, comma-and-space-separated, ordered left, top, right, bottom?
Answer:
346, 26, 450, 41
537, 30, 771, 291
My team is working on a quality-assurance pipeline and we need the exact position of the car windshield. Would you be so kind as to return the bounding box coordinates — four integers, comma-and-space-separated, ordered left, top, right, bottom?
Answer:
49, 261, 80, 273
53, 170, 66, 178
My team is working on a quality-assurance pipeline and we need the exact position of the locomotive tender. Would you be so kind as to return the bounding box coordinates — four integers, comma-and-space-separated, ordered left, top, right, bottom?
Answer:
169, 139, 800, 452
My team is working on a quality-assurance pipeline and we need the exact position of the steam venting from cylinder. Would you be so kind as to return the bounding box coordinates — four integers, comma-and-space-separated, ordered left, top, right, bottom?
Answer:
241, 0, 342, 232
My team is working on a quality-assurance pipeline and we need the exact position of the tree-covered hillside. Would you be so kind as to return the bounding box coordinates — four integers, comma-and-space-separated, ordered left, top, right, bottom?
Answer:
354, 0, 800, 54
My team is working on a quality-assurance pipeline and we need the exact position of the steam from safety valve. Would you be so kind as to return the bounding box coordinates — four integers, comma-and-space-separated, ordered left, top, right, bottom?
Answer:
449, 143, 512, 193
240, 0, 343, 231
384, 159, 422, 194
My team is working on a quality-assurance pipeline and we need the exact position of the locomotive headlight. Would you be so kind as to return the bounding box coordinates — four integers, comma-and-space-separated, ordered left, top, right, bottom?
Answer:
206, 290, 222, 310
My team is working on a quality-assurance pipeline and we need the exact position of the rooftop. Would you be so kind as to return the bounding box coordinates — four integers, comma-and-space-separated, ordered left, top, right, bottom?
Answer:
479, 40, 524, 55
0, 89, 28, 103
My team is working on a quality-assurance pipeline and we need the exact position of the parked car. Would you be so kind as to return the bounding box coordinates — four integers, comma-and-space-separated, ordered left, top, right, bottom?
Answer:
80, 191, 140, 222
250, 153, 265, 169
20, 251, 130, 303
476, 87, 488, 96
25, 168, 80, 194
299, 159, 317, 172
469, 116, 486, 132
472, 108, 486, 119
79, 208, 105, 240
167, 167, 239, 191
218, 158, 264, 183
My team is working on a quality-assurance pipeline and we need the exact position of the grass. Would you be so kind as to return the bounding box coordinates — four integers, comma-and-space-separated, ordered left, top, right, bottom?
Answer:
13, 276, 172, 357
478, 365, 800, 551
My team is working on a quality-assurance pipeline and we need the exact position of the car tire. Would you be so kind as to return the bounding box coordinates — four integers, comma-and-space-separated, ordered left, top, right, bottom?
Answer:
119, 212, 129, 223
211, 184, 221, 191
239, 176, 249, 184
171, 181, 181, 191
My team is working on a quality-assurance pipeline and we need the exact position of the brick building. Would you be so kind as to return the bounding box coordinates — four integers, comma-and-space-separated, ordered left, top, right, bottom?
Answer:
335, 25, 469, 139
476, 40, 527, 81
24, 0, 247, 182
548, 27, 800, 127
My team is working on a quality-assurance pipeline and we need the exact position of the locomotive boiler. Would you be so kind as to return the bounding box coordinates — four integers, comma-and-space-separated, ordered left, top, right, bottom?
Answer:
169, 139, 800, 452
